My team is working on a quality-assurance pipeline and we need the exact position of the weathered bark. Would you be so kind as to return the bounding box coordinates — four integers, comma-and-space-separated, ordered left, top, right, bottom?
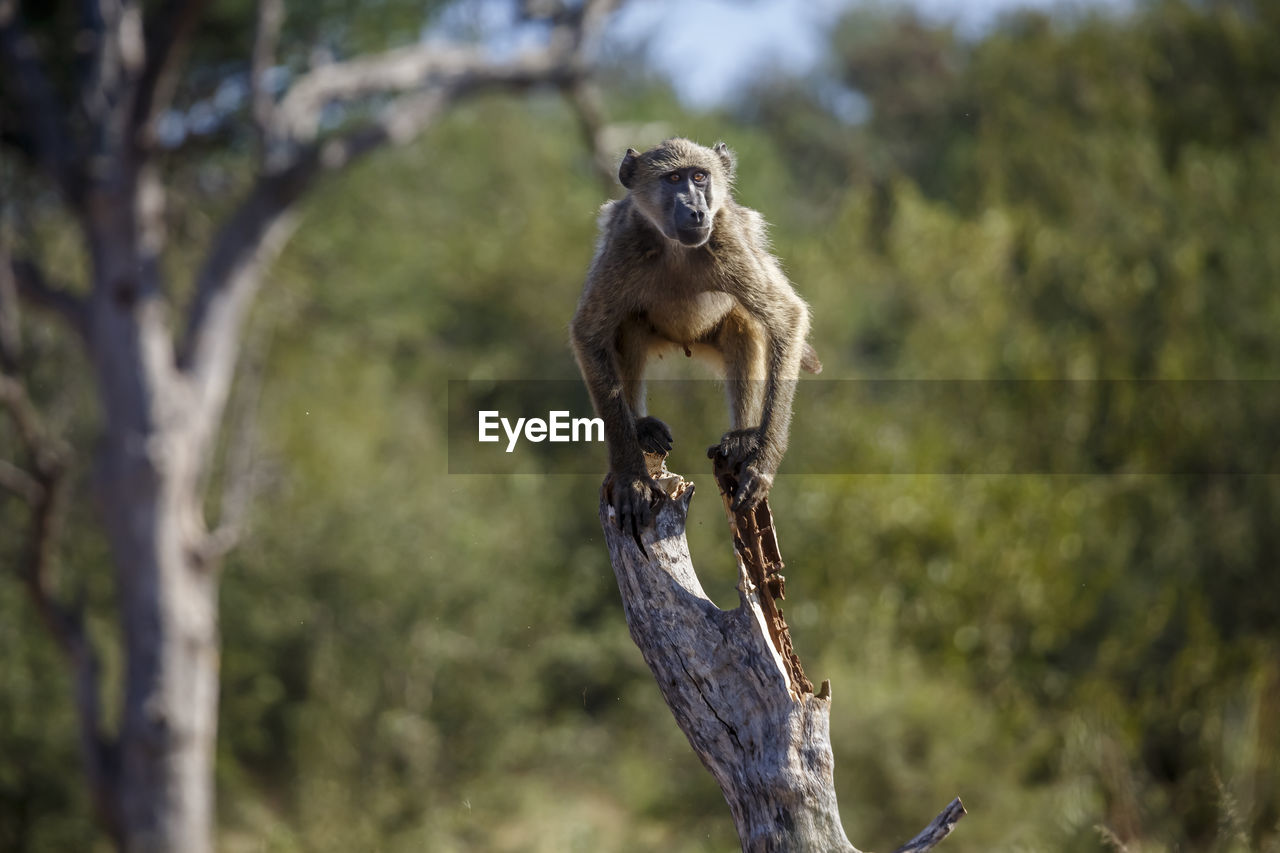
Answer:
88, 219, 219, 852
598, 455, 964, 852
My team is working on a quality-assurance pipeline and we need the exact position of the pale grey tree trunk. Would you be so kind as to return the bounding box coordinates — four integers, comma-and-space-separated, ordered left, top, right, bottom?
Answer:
83, 176, 220, 850
597, 456, 965, 852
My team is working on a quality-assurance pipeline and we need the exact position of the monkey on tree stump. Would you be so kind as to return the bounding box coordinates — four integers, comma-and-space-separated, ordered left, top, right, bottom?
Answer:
571, 138, 821, 544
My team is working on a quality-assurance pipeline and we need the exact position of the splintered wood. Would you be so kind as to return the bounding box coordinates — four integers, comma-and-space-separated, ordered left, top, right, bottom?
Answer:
711, 457, 814, 699
644, 451, 692, 501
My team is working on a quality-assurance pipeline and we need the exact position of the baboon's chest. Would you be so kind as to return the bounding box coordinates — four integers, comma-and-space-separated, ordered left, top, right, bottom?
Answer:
643, 290, 737, 344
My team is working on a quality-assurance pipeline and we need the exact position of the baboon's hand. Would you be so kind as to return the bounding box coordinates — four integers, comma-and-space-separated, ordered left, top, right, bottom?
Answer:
609, 472, 665, 551
635, 416, 674, 455
707, 428, 774, 513
708, 428, 760, 463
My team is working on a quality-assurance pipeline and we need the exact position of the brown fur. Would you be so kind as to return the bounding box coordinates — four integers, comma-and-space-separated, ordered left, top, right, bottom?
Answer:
571, 138, 819, 537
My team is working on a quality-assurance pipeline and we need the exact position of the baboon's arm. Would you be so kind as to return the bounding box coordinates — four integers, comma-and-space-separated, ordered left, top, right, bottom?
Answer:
571, 331, 644, 476
571, 320, 666, 545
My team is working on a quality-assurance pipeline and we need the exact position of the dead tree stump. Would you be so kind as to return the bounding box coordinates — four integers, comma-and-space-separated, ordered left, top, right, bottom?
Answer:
597, 454, 965, 852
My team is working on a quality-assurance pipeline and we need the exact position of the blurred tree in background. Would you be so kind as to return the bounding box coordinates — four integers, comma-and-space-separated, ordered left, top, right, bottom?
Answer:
3, 0, 1278, 851
1, 0, 612, 849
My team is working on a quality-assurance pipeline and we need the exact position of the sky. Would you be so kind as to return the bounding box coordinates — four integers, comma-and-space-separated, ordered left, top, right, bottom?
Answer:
605, 0, 1134, 107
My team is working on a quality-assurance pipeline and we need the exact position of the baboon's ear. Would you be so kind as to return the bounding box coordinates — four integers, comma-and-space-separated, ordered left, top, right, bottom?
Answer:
618, 148, 642, 189
713, 142, 736, 180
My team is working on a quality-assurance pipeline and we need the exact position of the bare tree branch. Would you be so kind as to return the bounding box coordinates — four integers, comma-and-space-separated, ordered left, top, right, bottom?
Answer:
0, 457, 42, 503
570, 0, 625, 56
517, 0, 623, 52
2, 243, 113, 836
178, 163, 302, 466
75, 0, 147, 162
530, 0, 623, 188
271, 40, 576, 149
0, 243, 19, 369
0, 374, 73, 638
893, 798, 968, 853
131, 0, 214, 147
75, 0, 109, 121
177, 92, 439, 457
251, 0, 285, 153
0, 374, 49, 460
266, 0, 626, 154
565, 80, 616, 189
200, 305, 273, 563
0, 370, 120, 842
181, 2, 624, 465
0, 0, 83, 203
8, 257, 90, 341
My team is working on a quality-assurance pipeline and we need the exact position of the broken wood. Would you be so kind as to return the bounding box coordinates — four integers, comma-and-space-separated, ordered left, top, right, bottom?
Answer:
597, 453, 964, 852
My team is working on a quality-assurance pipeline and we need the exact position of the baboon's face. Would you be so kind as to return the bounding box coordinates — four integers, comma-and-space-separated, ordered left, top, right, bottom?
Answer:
620, 140, 735, 249
655, 165, 715, 247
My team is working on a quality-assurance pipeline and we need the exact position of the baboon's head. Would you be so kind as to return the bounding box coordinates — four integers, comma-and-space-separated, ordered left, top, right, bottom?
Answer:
619, 138, 736, 248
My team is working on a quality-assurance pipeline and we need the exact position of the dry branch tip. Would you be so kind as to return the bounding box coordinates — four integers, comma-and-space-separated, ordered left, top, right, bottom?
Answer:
891, 797, 967, 853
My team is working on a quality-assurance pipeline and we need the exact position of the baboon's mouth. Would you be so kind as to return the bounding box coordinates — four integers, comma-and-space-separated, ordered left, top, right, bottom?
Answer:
676, 226, 712, 247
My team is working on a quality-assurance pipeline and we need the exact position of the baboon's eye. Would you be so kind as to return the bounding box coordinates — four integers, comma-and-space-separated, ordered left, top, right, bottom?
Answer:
692, 171, 708, 184
666, 172, 682, 183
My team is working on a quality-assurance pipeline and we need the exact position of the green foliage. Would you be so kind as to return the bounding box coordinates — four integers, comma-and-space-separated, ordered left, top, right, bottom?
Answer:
3, 1, 1279, 850
743, 3, 1280, 849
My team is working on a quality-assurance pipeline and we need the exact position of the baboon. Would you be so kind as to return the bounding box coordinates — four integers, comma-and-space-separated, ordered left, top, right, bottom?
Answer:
571, 138, 820, 540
